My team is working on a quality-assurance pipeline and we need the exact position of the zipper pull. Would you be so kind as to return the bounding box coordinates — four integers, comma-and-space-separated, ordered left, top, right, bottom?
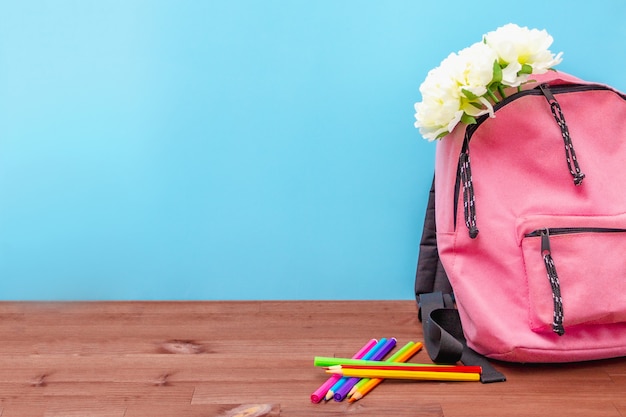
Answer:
541, 228, 551, 256
538, 83, 556, 102
539, 84, 585, 186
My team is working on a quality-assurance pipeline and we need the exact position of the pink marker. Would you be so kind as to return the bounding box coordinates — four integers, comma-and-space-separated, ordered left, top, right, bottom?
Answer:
310, 338, 378, 403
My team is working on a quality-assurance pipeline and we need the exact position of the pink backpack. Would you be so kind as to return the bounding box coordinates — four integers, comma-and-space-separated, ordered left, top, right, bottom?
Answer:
415, 71, 626, 377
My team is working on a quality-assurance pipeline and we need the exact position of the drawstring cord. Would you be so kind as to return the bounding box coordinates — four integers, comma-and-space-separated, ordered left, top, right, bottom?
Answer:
540, 84, 585, 186
541, 229, 565, 335
460, 139, 479, 239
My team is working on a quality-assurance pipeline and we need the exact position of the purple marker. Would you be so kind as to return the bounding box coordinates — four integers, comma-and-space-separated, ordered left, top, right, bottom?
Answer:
325, 338, 388, 401
310, 338, 378, 403
333, 337, 397, 401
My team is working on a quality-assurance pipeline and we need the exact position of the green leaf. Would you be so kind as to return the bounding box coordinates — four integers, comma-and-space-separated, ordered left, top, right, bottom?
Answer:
461, 88, 478, 100
461, 113, 477, 125
492, 61, 503, 84
519, 64, 533, 75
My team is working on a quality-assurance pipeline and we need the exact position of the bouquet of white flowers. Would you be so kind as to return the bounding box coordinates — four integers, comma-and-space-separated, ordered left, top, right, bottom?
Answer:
414, 23, 563, 141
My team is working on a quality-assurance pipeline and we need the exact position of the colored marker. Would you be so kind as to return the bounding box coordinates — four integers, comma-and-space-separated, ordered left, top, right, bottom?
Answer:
325, 338, 389, 400
337, 364, 482, 374
310, 338, 377, 403
347, 341, 418, 398
349, 342, 423, 402
333, 337, 397, 401
327, 368, 481, 382
314, 355, 458, 368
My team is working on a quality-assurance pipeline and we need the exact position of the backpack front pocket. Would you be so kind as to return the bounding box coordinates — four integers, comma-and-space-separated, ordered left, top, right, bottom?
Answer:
519, 214, 626, 335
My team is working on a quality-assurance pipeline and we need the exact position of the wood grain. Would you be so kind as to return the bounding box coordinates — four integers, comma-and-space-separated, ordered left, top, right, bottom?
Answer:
0, 301, 623, 416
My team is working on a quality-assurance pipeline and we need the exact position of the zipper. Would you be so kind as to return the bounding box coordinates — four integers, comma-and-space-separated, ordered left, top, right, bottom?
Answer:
525, 227, 626, 237
466, 84, 621, 137
525, 227, 626, 335
454, 83, 626, 238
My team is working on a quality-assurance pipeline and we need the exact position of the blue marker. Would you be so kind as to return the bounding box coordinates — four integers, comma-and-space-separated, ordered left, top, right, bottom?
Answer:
324, 338, 388, 401
334, 337, 397, 401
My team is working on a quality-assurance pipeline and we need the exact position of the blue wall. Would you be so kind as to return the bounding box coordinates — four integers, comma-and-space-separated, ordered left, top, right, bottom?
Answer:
1, 0, 625, 300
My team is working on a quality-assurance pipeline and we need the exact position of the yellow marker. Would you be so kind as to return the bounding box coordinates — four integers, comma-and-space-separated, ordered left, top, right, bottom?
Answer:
328, 367, 480, 382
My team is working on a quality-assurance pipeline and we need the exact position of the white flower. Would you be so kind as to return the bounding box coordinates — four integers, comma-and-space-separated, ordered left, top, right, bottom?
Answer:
414, 43, 497, 140
413, 23, 563, 141
452, 42, 497, 99
453, 42, 498, 118
484, 23, 563, 87
414, 58, 464, 141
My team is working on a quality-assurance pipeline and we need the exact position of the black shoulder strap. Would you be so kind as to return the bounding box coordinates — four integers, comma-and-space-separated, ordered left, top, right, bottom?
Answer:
419, 292, 506, 383
415, 176, 452, 308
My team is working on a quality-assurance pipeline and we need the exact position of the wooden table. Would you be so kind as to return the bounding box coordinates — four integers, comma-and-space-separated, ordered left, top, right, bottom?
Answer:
0, 300, 625, 416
